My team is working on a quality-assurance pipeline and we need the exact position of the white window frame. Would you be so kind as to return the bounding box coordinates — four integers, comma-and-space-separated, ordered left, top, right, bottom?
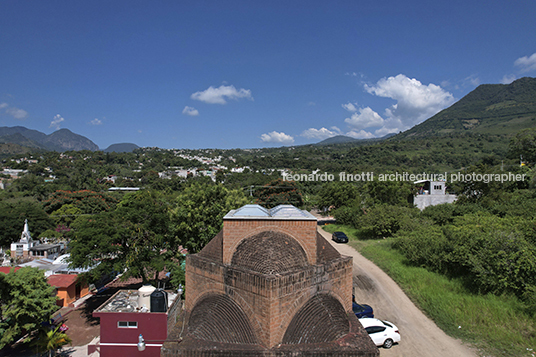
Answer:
117, 321, 138, 328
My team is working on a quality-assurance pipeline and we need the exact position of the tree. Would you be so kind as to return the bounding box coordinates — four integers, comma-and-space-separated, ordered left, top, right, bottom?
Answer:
364, 179, 416, 207
0, 267, 59, 349
69, 190, 173, 283
317, 181, 360, 210
254, 179, 303, 208
42, 190, 119, 215
170, 183, 249, 253
32, 324, 72, 357
509, 127, 536, 164
0, 200, 54, 247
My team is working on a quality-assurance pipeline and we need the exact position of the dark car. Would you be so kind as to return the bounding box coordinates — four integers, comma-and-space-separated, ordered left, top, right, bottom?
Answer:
352, 302, 374, 319
331, 231, 348, 243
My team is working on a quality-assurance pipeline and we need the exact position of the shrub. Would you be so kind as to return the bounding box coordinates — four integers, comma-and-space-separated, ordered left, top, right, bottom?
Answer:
358, 205, 419, 239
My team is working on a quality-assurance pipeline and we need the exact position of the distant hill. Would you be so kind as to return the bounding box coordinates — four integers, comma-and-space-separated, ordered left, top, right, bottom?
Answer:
397, 77, 536, 139
104, 143, 140, 153
315, 133, 396, 146
316, 135, 359, 145
0, 126, 99, 151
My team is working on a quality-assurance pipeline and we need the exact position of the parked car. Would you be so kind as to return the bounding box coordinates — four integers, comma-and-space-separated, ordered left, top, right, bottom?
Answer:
359, 318, 400, 349
352, 302, 374, 318
331, 231, 348, 243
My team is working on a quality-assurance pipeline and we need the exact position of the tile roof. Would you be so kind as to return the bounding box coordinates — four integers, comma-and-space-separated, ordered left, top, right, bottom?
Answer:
0, 267, 21, 274
47, 274, 78, 288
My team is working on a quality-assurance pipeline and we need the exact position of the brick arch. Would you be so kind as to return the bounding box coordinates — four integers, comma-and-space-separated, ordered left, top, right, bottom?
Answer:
223, 287, 266, 347
231, 230, 308, 275
186, 292, 259, 344
281, 292, 349, 344
275, 289, 347, 344
226, 225, 314, 266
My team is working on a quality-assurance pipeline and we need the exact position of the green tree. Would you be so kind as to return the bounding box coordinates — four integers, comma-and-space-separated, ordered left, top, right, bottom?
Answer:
317, 181, 360, 210
32, 325, 72, 357
509, 127, 536, 164
364, 179, 416, 207
170, 183, 249, 253
0, 267, 59, 349
0, 201, 54, 247
69, 190, 173, 283
42, 190, 119, 215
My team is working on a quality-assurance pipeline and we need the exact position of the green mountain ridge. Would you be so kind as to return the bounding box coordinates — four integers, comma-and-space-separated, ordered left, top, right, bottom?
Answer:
397, 77, 536, 139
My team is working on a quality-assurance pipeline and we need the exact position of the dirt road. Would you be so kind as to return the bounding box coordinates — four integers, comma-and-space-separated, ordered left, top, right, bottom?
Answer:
319, 227, 478, 357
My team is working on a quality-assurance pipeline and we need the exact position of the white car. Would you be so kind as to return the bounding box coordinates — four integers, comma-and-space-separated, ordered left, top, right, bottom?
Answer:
359, 318, 400, 349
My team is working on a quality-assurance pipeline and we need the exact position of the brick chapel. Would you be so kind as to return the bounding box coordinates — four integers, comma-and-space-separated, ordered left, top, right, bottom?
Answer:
162, 204, 379, 356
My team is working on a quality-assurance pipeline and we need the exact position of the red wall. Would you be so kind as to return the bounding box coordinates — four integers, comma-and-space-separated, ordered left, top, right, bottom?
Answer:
93, 311, 168, 357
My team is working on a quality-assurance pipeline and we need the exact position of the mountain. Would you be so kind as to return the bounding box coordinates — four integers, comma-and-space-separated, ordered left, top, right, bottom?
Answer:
0, 132, 47, 149
104, 143, 140, 153
397, 77, 536, 139
316, 135, 359, 145
315, 133, 396, 146
0, 126, 99, 152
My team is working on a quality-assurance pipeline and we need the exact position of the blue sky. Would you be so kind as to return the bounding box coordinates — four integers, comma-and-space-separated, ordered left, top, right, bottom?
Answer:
1, 0, 536, 150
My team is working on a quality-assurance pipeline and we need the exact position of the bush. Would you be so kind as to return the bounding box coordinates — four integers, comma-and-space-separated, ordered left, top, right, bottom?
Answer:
394, 223, 451, 273
358, 205, 419, 239
332, 205, 362, 227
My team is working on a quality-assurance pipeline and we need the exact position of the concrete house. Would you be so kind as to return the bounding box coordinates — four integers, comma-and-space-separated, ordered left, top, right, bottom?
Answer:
414, 180, 457, 210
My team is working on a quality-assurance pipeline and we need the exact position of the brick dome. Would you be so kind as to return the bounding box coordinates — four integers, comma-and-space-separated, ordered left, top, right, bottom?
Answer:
187, 293, 258, 344
231, 230, 308, 274
282, 294, 349, 344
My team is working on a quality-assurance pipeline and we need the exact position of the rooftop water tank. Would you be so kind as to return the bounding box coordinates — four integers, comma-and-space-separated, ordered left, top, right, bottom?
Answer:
150, 289, 168, 313
138, 285, 156, 311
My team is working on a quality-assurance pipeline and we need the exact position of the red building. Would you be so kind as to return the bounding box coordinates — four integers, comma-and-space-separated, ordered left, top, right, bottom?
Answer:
90, 288, 180, 357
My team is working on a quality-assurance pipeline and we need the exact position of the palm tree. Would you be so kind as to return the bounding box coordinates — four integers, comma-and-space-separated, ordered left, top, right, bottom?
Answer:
32, 324, 72, 357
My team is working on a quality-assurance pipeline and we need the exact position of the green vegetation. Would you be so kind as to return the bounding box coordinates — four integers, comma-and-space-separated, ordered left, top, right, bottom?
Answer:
0, 267, 59, 349
323, 224, 536, 357
0, 78, 535, 353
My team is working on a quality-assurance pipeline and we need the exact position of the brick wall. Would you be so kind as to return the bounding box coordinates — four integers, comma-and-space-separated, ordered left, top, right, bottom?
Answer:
222, 219, 318, 265
186, 253, 353, 348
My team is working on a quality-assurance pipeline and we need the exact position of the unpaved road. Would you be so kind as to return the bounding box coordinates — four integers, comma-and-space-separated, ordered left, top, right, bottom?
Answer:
319, 227, 478, 357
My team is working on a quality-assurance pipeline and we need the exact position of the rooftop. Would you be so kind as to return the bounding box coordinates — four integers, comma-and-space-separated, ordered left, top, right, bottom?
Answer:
47, 274, 78, 288
95, 289, 178, 313
224, 204, 316, 221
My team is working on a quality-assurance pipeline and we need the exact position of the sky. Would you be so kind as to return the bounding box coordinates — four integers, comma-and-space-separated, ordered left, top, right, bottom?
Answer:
1, 0, 536, 150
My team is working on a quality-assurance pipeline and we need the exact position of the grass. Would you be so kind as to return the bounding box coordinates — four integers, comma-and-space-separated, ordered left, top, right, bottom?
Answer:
322, 223, 536, 357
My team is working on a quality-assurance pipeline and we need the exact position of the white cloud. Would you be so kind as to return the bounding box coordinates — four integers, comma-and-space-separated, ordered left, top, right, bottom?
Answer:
50, 114, 64, 130
344, 107, 384, 129
90, 118, 102, 125
461, 75, 480, 88
301, 127, 341, 140
346, 129, 376, 139
260, 131, 294, 144
182, 106, 199, 116
342, 102, 358, 112
1, 102, 28, 120
364, 74, 455, 130
514, 52, 536, 73
500, 74, 517, 84
302, 74, 454, 143
191, 84, 253, 104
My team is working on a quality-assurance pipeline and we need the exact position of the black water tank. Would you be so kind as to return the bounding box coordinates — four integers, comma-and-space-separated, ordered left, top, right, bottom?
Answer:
150, 289, 168, 312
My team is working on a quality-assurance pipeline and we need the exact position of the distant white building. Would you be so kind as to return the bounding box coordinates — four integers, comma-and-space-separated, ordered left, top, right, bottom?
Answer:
10, 220, 62, 260
10, 219, 39, 259
414, 180, 457, 210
